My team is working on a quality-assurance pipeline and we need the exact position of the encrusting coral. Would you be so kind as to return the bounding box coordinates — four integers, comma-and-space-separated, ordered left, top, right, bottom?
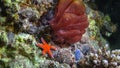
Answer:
49, 0, 89, 44
77, 47, 120, 68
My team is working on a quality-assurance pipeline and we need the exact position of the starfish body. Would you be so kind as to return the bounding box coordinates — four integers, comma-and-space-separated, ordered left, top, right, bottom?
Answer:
37, 38, 57, 58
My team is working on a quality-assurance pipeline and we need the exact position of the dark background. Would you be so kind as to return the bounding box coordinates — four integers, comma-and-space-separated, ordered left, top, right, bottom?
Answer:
95, 0, 120, 49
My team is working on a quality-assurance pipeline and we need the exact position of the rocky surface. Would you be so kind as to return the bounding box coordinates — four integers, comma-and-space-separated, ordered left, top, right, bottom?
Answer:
0, 0, 120, 68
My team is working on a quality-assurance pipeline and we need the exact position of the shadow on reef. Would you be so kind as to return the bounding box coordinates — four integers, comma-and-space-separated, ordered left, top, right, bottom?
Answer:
92, 0, 120, 49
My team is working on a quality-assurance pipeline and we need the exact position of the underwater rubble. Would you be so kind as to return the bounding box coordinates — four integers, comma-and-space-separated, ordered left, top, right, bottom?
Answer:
77, 47, 120, 68
0, 0, 120, 68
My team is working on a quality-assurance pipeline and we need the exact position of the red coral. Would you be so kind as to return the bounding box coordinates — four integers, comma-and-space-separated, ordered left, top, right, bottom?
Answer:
49, 0, 89, 44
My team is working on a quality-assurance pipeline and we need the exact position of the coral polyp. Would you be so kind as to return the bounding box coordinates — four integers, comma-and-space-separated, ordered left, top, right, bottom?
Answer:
49, 0, 89, 44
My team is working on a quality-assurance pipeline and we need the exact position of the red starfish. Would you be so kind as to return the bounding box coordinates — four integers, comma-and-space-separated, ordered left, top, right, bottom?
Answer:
37, 38, 57, 58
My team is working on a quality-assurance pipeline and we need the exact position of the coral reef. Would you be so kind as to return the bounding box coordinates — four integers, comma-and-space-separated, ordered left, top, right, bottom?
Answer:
0, 0, 120, 68
77, 47, 120, 68
39, 60, 71, 68
0, 0, 72, 68
54, 48, 75, 65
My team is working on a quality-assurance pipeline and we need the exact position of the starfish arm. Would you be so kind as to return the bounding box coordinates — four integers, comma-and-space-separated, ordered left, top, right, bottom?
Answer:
42, 50, 47, 56
48, 50, 54, 58
50, 45, 57, 50
37, 43, 44, 49
41, 37, 48, 45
